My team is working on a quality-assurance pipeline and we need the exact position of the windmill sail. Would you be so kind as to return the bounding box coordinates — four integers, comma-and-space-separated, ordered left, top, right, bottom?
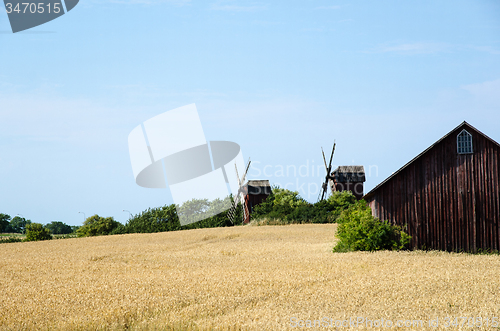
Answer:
319, 142, 336, 201
228, 159, 251, 224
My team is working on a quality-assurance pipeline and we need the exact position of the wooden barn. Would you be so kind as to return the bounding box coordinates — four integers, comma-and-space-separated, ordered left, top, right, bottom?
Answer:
363, 121, 500, 252
243, 180, 272, 224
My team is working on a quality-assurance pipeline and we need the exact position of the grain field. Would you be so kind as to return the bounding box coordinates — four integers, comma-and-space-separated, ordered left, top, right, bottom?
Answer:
0, 224, 499, 330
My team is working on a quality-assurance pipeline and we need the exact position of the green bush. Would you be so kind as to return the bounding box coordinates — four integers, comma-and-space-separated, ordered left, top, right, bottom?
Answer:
109, 223, 127, 235
123, 205, 180, 234
25, 223, 52, 241
0, 236, 23, 244
76, 215, 122, 237
251, 187, 309, 222
52, 234, 77, 239
45, 221, 73, 234
333, 200, 411, 252
122, 197, 242, 234
307, 191, 357, 223
251, 188, 357, 224
177, 197, 238, 228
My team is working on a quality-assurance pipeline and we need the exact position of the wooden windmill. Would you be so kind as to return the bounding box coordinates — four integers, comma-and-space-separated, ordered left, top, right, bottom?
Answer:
318, 142, 336, 201
227, 159, 251, 224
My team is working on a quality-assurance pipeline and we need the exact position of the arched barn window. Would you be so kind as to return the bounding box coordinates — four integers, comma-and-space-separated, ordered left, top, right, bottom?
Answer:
457, 129, 473, 154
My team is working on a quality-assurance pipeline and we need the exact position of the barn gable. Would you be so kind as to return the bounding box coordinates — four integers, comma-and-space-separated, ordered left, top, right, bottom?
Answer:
363, 121, 500, 252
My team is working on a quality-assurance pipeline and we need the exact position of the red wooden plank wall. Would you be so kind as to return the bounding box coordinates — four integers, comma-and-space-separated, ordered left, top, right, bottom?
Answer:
366, 124, 500, 252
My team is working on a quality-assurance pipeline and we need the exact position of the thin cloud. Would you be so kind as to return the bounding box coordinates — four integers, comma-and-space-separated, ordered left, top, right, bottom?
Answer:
369, 42, 500, 55
210, 1, 267, 12
104, 0, 190, 5
105, 84, 228, 98
314, 5, 341, 10
251, 20, 283, 26
467, 45, 500, 55
461, 79, 500, 105
371, 42, 450, 55
301, 27, 335, 32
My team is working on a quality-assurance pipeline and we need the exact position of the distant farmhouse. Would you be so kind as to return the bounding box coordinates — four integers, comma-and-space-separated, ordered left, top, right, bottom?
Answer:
364, 121, 500, 252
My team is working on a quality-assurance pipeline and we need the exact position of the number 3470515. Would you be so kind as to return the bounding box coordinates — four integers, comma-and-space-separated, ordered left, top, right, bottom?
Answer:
5, 2, 61, 14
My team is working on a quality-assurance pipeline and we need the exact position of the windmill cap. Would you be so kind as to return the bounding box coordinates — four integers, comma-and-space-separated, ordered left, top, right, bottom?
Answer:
332, 166, 366, 182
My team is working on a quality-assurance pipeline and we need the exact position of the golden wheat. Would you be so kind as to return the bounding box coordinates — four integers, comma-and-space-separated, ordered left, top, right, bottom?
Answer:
0, 224, 499, 330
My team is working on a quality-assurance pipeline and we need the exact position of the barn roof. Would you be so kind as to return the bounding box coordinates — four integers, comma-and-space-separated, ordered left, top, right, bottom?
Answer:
363, 121, 500, 200
332, 166, 365, 182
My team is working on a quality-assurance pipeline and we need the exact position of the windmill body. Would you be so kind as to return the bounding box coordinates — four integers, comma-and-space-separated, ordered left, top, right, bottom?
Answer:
318, 143, 366, 201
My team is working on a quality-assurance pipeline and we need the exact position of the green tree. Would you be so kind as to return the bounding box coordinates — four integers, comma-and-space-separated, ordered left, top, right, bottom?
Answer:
25, 223, 52, 241
0, 213, 11, 233
122, 198, 239, 234
272, 188, 309, 208
124, 205, 180, 233
251, 187, 310, 222
9, 216, 32, 234
76, 215, 122, 237
311, 191, 358, 223
177, 197, 234, 227
250, 186, 358, 224
45, 221, 73, 234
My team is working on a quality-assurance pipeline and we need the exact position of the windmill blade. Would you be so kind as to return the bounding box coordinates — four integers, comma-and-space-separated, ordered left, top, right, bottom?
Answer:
241, 158, 251, 184
320, 180, 328, 201
317, 185, 323, 202
228, 190, 242, 225
321, 147, 328, 172
319, 147, 329, 202
228, 163, 242, 225
327, 141, 336, 171
228, 158, 251, 225
239, 159, 252, 224
242, 197, 248, 223
235, 158, 251, 189
235, 163, 241, 187
327, 142, 337, 196
319, 142, 336, 202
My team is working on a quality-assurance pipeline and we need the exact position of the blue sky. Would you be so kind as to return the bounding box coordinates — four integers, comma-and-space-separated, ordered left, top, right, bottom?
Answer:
1, 0, 499, 226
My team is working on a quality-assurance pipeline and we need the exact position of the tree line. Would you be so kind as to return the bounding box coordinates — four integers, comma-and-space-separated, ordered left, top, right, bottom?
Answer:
0, 214, 78, 235
1, 187, 411, 251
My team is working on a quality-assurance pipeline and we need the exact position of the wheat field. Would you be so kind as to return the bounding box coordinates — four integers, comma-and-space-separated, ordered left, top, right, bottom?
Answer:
1, 224, 499, 330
